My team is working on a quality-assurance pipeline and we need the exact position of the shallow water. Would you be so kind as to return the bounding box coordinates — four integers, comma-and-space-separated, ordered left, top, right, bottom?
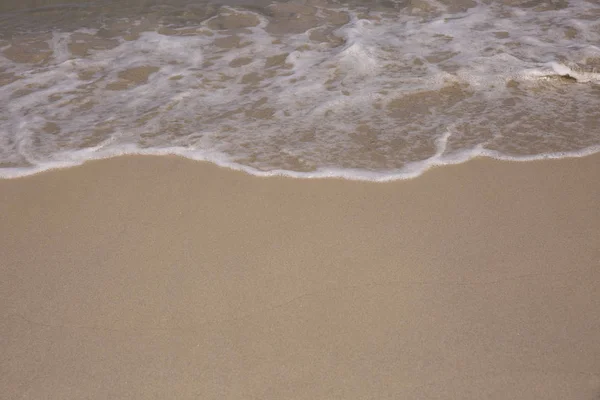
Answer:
1, 0, 599, 179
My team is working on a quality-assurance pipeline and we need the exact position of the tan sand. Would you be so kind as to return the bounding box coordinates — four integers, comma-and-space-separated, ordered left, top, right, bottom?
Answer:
1, 155, 599, 399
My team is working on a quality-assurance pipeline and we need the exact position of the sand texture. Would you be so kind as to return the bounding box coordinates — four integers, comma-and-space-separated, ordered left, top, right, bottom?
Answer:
1, 155, 599, 399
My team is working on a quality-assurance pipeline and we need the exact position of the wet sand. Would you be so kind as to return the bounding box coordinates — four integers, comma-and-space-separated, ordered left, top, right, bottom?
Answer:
1, 155, 599, 399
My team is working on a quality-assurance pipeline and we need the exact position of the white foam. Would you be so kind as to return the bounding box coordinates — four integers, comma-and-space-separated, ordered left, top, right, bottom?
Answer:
1, 0, 599, 181
1, 141, 598, 181
548, 62, 600, 83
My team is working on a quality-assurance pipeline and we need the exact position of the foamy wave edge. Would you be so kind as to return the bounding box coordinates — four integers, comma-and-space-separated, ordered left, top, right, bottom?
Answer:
1, 143, 599, 181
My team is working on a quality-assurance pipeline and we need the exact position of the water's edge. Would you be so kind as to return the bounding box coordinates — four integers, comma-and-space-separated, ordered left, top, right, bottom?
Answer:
2, 144, 598, 181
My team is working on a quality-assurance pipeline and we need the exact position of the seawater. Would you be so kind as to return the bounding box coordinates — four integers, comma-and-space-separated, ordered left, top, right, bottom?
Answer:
1, 0, 599, 180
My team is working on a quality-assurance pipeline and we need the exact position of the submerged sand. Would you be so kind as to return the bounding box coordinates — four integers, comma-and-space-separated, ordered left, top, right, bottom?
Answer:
1, 155, 599, 399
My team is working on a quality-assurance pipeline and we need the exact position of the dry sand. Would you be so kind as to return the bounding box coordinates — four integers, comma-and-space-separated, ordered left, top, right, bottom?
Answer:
1, 154, 599, 399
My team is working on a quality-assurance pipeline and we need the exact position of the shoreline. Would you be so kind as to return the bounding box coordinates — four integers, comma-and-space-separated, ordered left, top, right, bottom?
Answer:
2, 153, 599, 399
1, 146, 600, 181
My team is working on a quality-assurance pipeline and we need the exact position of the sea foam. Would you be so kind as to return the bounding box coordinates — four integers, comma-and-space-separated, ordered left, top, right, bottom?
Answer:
0, 0, 599, 180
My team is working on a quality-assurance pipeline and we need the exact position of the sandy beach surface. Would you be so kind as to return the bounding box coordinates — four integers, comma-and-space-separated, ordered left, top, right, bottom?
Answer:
1, 155, 599, 399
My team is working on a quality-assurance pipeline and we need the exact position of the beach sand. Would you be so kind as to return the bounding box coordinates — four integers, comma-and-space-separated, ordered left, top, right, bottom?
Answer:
1, 154, 599, 399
